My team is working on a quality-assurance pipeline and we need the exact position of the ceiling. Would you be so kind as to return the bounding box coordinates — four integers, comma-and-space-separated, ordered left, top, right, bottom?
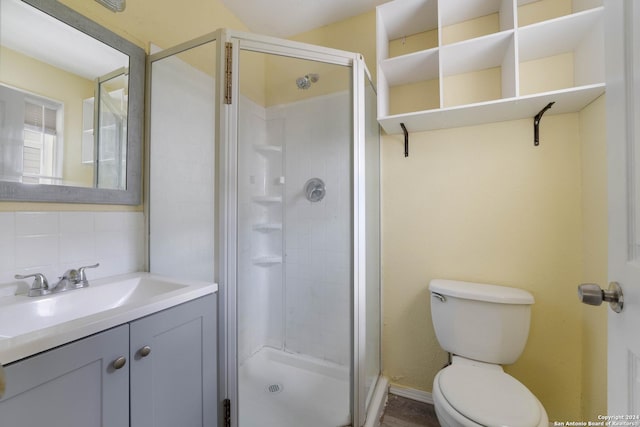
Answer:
221, 0, 389, 38
1, 0, 128, 80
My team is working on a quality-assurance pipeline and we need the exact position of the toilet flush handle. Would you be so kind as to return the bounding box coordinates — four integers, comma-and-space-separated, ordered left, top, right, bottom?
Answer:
431, 292, 446, 303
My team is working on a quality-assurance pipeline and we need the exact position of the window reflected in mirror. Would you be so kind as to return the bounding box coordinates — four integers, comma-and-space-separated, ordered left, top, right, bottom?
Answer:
0, 0, 130, 189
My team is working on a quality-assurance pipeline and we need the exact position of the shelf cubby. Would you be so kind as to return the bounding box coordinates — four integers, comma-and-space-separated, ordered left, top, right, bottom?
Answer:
518, 7, 604, 96
440, 31, 516, 107
376, 0, 605, 135
377, 0, 438, 59
439, 0, 515, 45
517, 0, 603, 28
388, 79, 440, 116
388, 30, 438, 58
380, 48, 440, 115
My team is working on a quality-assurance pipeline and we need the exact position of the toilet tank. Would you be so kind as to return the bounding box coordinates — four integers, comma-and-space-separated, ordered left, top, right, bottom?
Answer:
429, 279, 535, 365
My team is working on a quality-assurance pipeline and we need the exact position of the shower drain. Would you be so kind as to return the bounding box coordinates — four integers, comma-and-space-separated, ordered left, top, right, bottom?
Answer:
266, 383, 283, 394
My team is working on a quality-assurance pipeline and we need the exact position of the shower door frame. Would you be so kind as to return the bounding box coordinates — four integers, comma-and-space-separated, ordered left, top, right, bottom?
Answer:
216, 29, 375, 427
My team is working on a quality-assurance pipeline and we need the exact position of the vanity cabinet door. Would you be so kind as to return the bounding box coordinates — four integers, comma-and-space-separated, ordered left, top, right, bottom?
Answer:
130, 294, 217, 427
0, 325, 130, 427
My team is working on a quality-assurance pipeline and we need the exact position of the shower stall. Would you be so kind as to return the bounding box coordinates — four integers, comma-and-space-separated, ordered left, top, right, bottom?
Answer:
147, 29, 382, 427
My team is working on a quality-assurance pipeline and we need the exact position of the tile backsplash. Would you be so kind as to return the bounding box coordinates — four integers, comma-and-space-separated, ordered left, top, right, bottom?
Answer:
0, 211, 144, 296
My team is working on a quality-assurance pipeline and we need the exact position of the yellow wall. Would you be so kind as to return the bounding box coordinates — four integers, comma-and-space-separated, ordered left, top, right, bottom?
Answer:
289, 10, 376, 78
579, 95, 608, 418
441, 13, 500, 45
518, 0, 573, 27
383, 115, 584, 419
59, 0, 248, 51
291, 6, 608, 421
263, 53, 351, 107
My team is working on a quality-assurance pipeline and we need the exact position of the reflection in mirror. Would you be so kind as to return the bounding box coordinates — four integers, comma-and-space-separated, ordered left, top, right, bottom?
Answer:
0, 0, 144, 204
96, 69, 128, 190
0, 0, 128, 188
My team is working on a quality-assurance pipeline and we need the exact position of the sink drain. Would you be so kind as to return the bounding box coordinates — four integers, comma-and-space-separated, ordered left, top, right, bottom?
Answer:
266, 383, 283, 394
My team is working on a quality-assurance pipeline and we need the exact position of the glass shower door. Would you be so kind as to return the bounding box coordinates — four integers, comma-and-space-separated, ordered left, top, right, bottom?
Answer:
235, 46, 353, 427
148, 29, 381, 427
148, 39, 217, 282
95, 70, 128, 190
363, 73, 381, 414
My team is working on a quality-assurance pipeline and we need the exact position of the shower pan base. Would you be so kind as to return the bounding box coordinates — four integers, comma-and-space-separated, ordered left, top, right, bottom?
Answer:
239, 347, 350, 427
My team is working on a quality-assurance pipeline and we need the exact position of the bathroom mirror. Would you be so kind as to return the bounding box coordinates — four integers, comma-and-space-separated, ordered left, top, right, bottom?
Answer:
0, 0, 144, 204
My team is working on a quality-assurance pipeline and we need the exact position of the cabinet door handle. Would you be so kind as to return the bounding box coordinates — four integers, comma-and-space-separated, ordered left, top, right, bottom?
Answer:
112, 356, 127, 370
138, 346, 151, 358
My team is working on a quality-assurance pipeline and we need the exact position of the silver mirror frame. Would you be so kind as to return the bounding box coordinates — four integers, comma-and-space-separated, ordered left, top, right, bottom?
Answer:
0, 0, 144, 205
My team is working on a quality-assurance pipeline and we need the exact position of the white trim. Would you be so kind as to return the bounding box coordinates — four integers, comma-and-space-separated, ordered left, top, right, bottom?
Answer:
353, 53, 366, 427
388, 384, 434, 405
230, 29, 358, 66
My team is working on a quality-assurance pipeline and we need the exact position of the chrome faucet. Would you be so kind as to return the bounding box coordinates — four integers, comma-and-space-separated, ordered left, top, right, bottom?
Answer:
77, 263, 100, 286
53, 263, 100, 291
13, 273, 51, 297
15, 263, 100, 297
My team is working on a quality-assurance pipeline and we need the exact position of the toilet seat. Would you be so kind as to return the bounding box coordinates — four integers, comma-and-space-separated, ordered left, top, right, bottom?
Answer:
438, 364, 541, 427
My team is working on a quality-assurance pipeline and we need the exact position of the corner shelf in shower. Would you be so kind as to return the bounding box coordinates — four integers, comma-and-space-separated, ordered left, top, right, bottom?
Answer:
252, 256, 283, 266
253, 144, 283, 155
252, 223, 283, 232
252, 196, 282, 204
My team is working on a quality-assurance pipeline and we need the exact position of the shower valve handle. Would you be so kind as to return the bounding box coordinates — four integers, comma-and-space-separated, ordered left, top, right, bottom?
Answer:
304, 178, 326, 202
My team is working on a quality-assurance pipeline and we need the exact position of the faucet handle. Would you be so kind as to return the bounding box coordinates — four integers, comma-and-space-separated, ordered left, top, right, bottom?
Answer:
14, 273, 50, 296
78, 263, 100, 283
61, 269, 79, 280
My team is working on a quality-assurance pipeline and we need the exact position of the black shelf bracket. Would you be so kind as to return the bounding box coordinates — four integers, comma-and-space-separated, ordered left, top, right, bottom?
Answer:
400, 122, 409, 157
533, 102, 555, 146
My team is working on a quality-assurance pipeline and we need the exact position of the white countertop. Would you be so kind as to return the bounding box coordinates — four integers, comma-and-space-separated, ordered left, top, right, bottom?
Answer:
0, 272, 217, 365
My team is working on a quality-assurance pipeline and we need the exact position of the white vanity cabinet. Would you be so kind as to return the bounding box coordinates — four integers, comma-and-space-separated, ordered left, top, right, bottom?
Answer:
0, 294, 217, 427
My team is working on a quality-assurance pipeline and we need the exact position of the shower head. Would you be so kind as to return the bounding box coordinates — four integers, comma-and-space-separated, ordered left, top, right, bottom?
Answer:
296, 73, 319, 90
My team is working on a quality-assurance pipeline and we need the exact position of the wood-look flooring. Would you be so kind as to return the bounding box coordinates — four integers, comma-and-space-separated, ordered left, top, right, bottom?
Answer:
379, 395, 440, 427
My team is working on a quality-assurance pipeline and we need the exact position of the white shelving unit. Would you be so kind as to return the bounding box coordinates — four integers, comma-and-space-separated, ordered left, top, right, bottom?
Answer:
252, 195, 283, 204
253, 223, 283, 232
250, 144, 284, 268
252, 256, 283, 266
253, 144, 283, 154
376, 0, 605, 135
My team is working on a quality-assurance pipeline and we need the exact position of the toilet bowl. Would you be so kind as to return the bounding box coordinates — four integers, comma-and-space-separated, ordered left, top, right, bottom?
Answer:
432, 357, 548, 427
429, 279, 548, 427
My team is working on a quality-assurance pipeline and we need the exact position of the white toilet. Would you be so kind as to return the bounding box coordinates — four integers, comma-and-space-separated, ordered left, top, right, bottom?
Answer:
429, 279, 548, 427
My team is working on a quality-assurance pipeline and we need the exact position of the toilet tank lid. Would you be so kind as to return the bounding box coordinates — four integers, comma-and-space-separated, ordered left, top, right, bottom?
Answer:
429, 279, 535, 305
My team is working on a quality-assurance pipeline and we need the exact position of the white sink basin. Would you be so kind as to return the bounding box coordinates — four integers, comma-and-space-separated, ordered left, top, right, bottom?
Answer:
0, 273, 216, 364
0, 276, 186, 338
